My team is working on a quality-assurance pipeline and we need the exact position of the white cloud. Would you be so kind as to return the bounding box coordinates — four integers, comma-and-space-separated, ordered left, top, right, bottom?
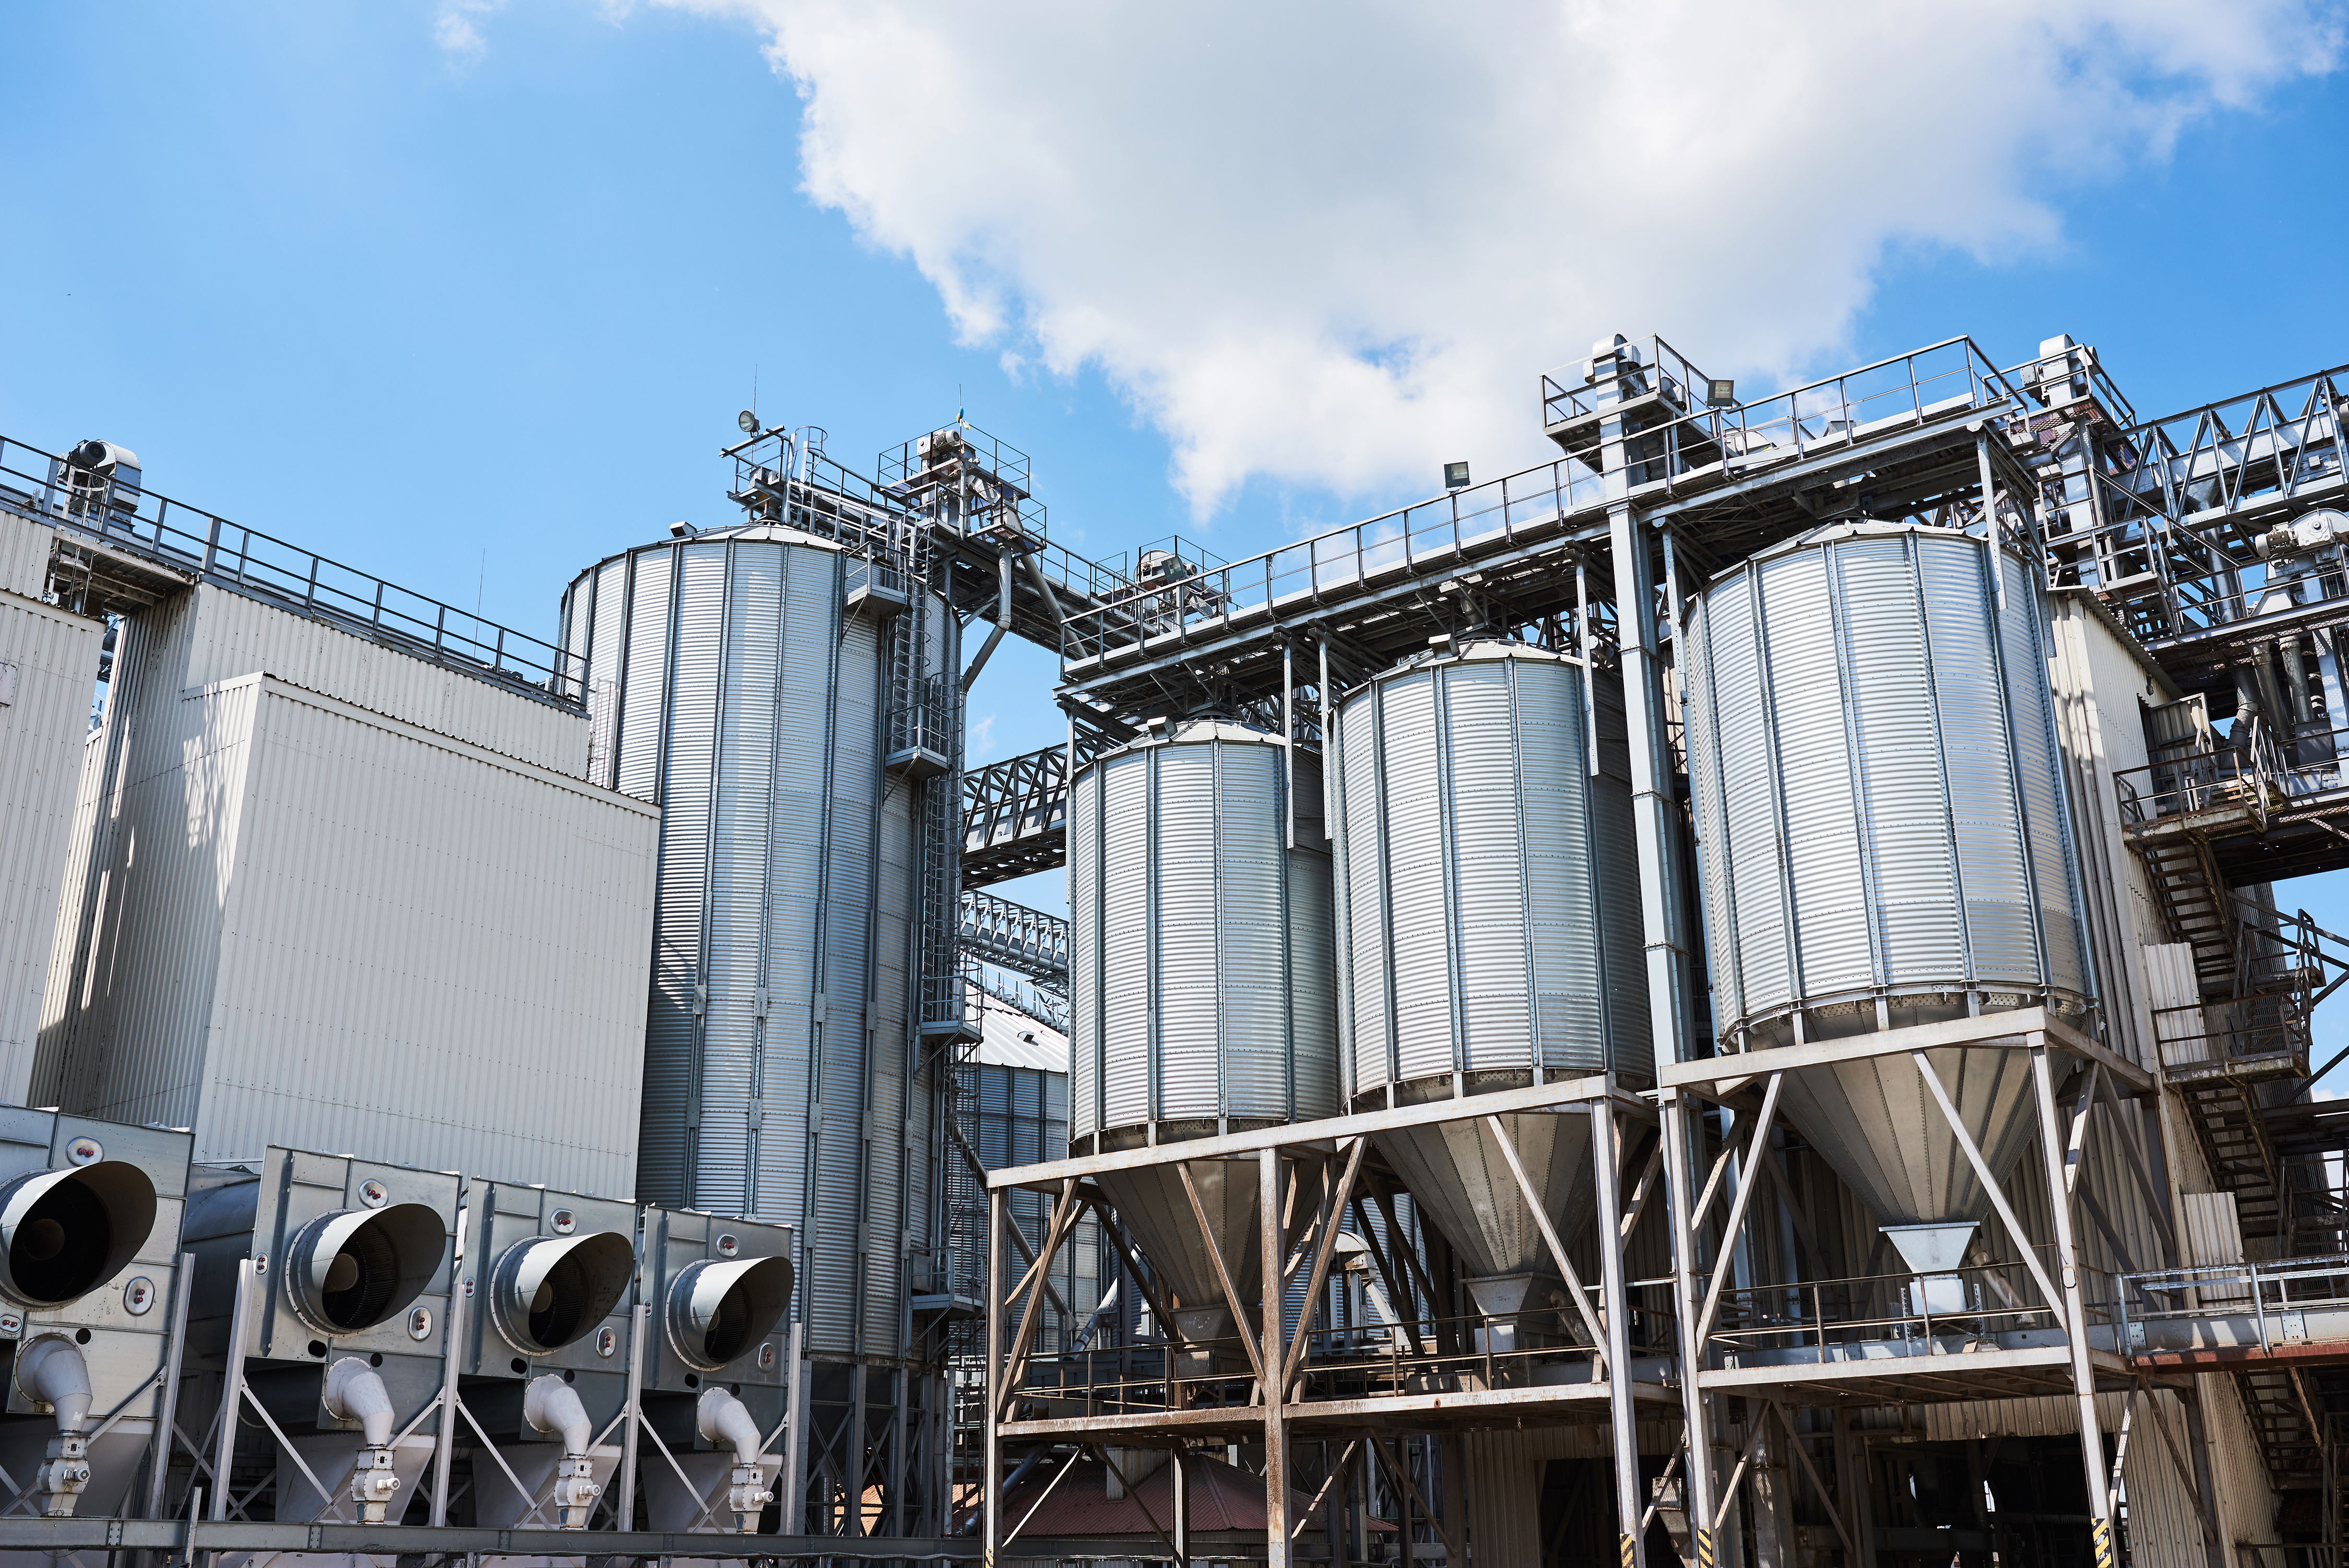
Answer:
435, 0, 505, 61
655, 0, 2341, 513
967, 710, 998, 763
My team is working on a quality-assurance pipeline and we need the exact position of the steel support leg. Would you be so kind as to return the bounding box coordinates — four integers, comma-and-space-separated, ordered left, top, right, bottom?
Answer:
2031, 1041, 2115, 1558
1662, 1092, 1718, 1567
983, 1189, 1005, 1568
1262, 1148, 1291, 1568
1594, 1096, 1646, 1568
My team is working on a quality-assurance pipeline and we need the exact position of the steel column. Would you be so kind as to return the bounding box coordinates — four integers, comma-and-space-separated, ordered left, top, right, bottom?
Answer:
983, 1187, 1006, 1568
1262, 1147, 1291, 1568
2030, 1042, 2115, 1552
1593, 1096, 1645, 1567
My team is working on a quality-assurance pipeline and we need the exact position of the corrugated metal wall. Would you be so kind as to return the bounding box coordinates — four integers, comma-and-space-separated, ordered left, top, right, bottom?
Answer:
0, 591, 101, 1102
0, 513, 52, 599
1070, 722, 1336, 1142
34, 672, 658, 1195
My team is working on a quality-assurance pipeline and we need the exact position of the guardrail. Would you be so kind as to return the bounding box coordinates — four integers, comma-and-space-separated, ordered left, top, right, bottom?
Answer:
1056, 337, 2017, 674
2118, 1255, 2349, 1353
0, 434, 583, 709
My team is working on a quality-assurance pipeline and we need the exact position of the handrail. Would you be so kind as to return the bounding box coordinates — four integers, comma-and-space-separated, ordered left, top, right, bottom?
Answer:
0, 434, 584, 709
1059, 336, 2017, 673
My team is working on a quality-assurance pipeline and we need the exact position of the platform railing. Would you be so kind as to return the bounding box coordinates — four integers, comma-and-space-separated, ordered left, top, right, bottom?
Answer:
0, 433, 585, 708
1056, 338, 2018, 673
2117, 1255, 2349, 1351
1700, 1254, 2117, 1363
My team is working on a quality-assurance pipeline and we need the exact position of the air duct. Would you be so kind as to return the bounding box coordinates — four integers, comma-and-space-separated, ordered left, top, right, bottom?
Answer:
0, 1162, 156, 1308
665, 1255, 792, 1373
282, 1205, 445, 1336
0, 1113, 190, 1526
489, 1231, 634, 1356
17, 1337, 92, 1517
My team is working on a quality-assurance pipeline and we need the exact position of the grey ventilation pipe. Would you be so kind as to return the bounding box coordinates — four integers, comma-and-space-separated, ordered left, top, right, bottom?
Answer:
695, 1386, 773, 1532
0, 1161, 157, 1308
962, 551, 1016, 691
525, 1373, 601, 1528
323, 1357, 402, 1523
18, 1337, 92, 1517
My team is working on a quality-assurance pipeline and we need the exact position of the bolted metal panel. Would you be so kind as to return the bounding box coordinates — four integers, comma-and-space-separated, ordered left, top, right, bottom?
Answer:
1333, 644, 1648, 1101
1069, 719, 1335, 1315
1069, 720, 1336, 1143
1682, 524, 2091, 1046
1328, 642, 1647, 1274
0, 593, 100, 1104
1682, 524, 2091, 1229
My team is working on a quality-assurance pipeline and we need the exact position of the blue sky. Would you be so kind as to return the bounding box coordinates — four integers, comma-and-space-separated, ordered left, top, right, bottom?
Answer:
7, 1, 2349, 1078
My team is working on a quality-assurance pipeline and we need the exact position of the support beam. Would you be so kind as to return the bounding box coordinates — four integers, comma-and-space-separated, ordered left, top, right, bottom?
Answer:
1177, 1162, 1271, 1387
1261, 1149, 1291, 1568
1692, 1072, 1785, 1346
1281, 1138, 1369, 1392
1486, 1114, 1611, 1360
2028, 1043, 2116, 1543
1592, 1098, 1645, 1568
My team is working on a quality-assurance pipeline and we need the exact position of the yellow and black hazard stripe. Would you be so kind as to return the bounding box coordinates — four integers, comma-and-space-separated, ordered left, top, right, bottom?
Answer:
2091, 1517, 2116, 1568
1617, 1532, 1635, 1567
1693, 1527, 1716, 1568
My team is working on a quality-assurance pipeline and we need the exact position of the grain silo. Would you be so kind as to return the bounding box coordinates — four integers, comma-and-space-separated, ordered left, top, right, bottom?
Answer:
1680, 521, 2090, 1273
1330, 641, 1648, 1336
557, 517, 953, 1533
1067, 719, 1336, 1360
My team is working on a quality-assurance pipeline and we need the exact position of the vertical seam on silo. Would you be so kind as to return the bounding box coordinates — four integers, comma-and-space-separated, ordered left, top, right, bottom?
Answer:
1747, 560, 1801, 1025
611, 555, 633, 795
1436, 667, 1465, 1087
1825, 543, 1888, 994
1973, 537, 2052, 997
1374, 682, 1398, 1098
1146, 746, 1161, 1132
1913, 532, 1972, 992
1278, 737, 1296, 1124
1344, 690, 1362, 1108
1508, 657, 1541, 1083
2020, 558, 2097, 1017
1686, 590, 1733, 1041
1214, 738, 1228, 1132
695, 541, 735, 1209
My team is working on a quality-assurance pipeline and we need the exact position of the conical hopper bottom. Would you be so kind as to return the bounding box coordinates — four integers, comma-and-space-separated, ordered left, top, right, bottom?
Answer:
1096, 1157, 1263, 1316
1772, 1042, 2040, 1230
1373, 1108, 1595, 1279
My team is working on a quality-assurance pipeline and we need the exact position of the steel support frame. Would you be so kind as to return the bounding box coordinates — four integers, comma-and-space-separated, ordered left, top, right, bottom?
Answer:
982, 1075, 1662, 1560
1661, 1017, 2152, 1562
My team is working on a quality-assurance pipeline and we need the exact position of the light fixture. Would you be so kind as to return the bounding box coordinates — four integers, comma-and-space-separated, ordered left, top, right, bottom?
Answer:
1443, 461, 1470, 490
738, 410, 760, 434
1707, 379, 1737, 406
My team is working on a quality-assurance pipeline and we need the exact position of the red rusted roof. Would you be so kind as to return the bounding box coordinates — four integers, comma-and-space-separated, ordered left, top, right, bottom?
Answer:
1001, 1455, 1396, 1539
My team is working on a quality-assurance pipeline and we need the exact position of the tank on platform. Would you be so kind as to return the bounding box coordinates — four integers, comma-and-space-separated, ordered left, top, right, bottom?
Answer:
1681, 521, 2091, 1283
1331, 641, 1648, 1346
1069, 719, 1336, 1367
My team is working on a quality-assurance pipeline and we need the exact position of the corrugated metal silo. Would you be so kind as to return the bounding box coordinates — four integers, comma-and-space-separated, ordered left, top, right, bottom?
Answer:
557, 524, 942, 1364
1069, 719, 1335, 1352
1331, 642, 1647, 1327
1681, 522, 2090, 1244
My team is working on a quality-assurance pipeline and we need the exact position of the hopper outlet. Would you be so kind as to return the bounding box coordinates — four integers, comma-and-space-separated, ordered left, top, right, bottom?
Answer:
1462, 1273, 1571, 1356
0, 1162, 157, 1310
1769, 1044, 2040, 1238
282, 1205, 448, 1338
1097, 1158, 1261, 1322
1883, 1222, 1978, 1320
1372, 1110, 1594, 1282
488, 1231, 636, 1358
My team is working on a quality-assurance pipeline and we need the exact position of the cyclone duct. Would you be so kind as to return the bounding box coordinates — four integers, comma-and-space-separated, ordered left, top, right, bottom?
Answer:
1680, 522, 2090, 1232
1332, 643, 1648, 1326
1069, 720, 1337, 1348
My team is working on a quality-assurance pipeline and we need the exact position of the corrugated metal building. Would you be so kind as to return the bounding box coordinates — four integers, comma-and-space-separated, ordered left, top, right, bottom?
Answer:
0, 511, 102, 1103
34, 584, 658, 1196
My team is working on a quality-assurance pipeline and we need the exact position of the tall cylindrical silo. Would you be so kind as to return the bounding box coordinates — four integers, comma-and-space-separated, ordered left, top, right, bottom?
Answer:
1332, 642, 1648, 1335
557, 522, 948, 1443
1069, 719, 1336, 1358
1680, 522, 2089, 1267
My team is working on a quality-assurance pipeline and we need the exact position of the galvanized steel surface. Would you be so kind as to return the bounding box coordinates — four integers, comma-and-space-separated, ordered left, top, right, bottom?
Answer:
35, 674, 657, 1196
1682, 524, 2088, 1039
1332, 642, 1648, 1096
557, 527, 932, 1358
0, 512, 51, 600
1067, 719, 1337, 1143
0, 592, 100, 1102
